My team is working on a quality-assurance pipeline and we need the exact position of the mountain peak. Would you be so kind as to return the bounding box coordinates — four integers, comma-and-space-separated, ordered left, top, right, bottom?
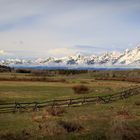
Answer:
75, 52, 84, 58
0, 45, 140, 68
124, 48, 130, 54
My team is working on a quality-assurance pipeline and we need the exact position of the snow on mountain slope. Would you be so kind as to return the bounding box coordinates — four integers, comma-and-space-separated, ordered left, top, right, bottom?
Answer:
0, 45, 140, 68
91, 51, 121, 65
116, 45, 140, 65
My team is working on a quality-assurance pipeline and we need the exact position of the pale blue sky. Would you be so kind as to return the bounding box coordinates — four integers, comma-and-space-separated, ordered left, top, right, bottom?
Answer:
0, 0, 140, 58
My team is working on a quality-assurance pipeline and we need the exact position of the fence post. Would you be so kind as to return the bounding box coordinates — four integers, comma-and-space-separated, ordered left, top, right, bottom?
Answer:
14, 102, 21, 112
120, 92, 125, 100
52, 100, 56, 108
19, 103, 22, 112
103, 95, 111, 103
68, 99, 72, 107
107, 95, 112, 103
96, 96, 100, 104
33, 102, 39, 111
82, 97, 86, 104
14, 102, 18, 113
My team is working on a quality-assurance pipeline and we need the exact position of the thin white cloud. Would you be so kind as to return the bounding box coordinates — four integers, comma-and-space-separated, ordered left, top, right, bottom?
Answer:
0, 50, 5, 55
0, 49, 8, 55
48, 48, 75, 57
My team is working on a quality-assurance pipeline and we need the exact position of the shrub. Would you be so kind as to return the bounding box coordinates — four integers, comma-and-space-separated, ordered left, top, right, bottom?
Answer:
16, 69, 31, 73
116, 107, 134, 119
58, 120, 83, 133
134, 101, 140, 106
0, 130, 31, 140
38, 121, 66, 136
107, 118, 140, 140
117, 109, 130, 116
80, 81, 89, 84
72, 85, 90, 94
46, 106, 65, 116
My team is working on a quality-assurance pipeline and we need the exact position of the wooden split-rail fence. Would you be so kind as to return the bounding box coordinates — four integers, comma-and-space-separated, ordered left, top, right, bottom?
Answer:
0, 86, 139, 113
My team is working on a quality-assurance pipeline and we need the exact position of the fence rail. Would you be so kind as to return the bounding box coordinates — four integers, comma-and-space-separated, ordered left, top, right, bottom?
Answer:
0, 86, 139, 113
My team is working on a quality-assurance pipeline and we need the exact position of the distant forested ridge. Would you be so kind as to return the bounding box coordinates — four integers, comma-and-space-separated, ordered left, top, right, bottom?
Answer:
0, 65, 12, 72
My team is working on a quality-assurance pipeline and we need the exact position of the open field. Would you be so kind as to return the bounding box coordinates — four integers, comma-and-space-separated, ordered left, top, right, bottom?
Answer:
0, 80, 138, 103
0, 71, 140, 140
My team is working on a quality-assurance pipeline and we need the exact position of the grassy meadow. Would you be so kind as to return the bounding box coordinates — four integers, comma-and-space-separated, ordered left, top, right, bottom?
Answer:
0, 70, 140, 140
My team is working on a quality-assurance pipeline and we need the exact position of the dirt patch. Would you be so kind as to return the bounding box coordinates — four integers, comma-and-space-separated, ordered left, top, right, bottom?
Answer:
107, 117, 140, 140
45, 106, 65, 116
78, 115, 93, 121
116, 108, 135, 120
58, 120, 84, 133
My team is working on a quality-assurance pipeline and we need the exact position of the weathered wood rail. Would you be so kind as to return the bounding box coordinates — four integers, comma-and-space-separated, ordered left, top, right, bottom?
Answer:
0, 86, 139, 113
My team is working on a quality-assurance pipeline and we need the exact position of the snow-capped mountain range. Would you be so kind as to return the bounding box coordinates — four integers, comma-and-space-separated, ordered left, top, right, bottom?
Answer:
0, 45, 140, 68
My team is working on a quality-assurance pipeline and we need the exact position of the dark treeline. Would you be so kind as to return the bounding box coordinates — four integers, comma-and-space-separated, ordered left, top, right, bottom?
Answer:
16, 69, 32, 73
0, 65, 140, 81
89, 69, 140, 78
14, 68, 140, 81
0, 65, 12, 72
15, 69, 88, 75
